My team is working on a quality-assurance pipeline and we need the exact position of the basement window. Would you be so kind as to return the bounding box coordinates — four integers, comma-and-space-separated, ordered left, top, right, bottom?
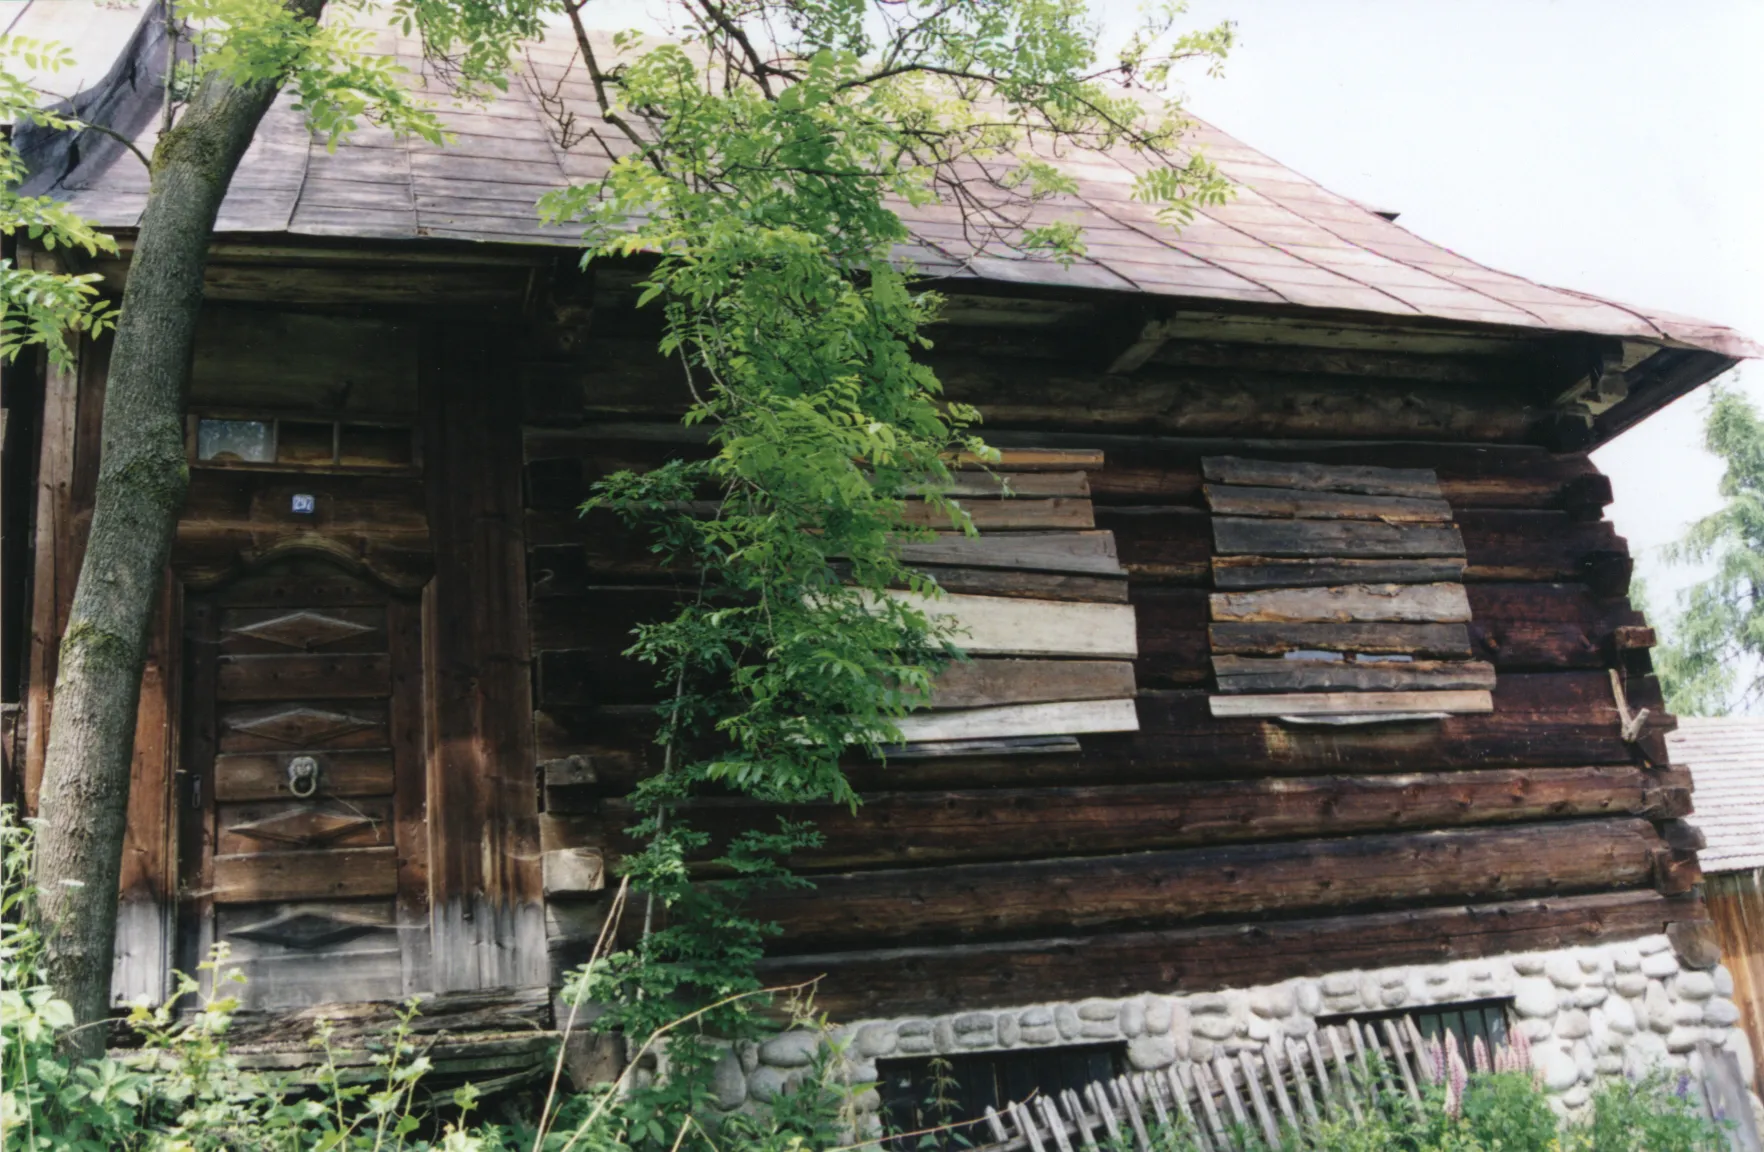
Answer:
192, 415, 418, 473
878, 1042, 1125, 1151
1320, 997, 1513, 1057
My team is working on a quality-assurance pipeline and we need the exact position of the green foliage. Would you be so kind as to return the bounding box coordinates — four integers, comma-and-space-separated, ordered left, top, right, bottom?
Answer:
0, 38, 118, 368
1654, 382, 1764, 715
170, 0, 547, 147
536, 0, 1235, 1066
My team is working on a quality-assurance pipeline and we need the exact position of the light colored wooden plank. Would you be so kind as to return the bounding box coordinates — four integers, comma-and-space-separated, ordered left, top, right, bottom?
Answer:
1209, 622, 1473, 658
1207, 690, 1493, 718
891, 699, 1139, 743
951, 447, 1104, 470
877, 590, 1139, 658
1205, 483, 1452, 522
542, 848, 606, 895
1213, 517, 1465, 559
1203, 456, 1442, 498
1210, 583, 1472, 624
929, 471, 1091, 498
1212, 657, 1496, 694
898, 497, 1095, 530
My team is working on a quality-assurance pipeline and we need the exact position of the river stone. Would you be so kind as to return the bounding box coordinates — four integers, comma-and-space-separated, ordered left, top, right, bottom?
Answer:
1675, 972, 1716, 1001
1556, 1010, 1591, 1040
759, 1032, 820, 1069
1145, 997, 1173, 1034
1296, 981, 1323, 1016
1512, 955, 1547, 976
1615, 973, 1648, 997
1666, 1027, 1700, 1054
1056, 1005, 1081, 1041
1021, 1025, 1058, 1045
1250, 984, 1295, 1019
1545, 955, 1584, 989
1320, 974, 1359, 997
1637, 935, 1672, 955
1613, 945, 1643, 972
748, 1066, 790, 1103
1642, 954, 1680, 980
1120, 999, 1146, 1038
1189, 993, 1231, 1015
997, 1014, 1021, 1047
1541, 1047, 1580, 1090
1128, 1033, 1177, 1071
1514, 978, 1559, 1019
1571, 986, 1608, 1009
712, 1051, 748, 1110
1605, 995, 1637, 1035
1194, 1014, 1237, 1041
1020, 1007, 1053, 1028
1706, 999, 1742, 1028
856, 1025, 896, 1059
1078, 999, 1121, 1022
1645, 983, 1674, 1033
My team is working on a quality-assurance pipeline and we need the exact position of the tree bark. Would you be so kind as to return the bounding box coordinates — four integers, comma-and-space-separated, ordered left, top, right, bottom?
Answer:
32, 2, 323, 1054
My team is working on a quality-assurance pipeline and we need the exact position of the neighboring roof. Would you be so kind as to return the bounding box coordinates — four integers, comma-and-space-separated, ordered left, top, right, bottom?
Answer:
1668, 717, 1764, 875
0, 0, 147, 121
21, 4, 1762, 369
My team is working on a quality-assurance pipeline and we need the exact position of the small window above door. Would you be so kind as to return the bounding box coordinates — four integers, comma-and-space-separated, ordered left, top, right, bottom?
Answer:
191, 415, 419, 474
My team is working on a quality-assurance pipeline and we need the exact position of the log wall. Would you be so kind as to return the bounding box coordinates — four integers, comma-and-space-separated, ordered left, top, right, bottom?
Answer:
518, 288, 1704, 1022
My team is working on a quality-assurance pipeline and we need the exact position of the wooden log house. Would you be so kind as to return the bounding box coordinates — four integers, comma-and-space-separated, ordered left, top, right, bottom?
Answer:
4, 6, 1761, 1106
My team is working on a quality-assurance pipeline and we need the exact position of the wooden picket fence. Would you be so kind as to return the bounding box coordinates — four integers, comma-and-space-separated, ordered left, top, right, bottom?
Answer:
964, 1017, 1761, 1152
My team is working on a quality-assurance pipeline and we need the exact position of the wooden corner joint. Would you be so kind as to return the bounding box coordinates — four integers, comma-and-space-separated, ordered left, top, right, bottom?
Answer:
1608, 669, 1651, 745
1649, 846, 1702, 896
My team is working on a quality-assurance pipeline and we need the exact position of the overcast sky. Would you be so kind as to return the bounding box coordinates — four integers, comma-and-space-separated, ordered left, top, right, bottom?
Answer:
1132, 0, 1764, 615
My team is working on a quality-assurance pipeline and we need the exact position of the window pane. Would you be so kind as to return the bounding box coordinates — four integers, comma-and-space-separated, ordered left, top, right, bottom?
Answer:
197, 419, 273, 463
277, 421, 335, 465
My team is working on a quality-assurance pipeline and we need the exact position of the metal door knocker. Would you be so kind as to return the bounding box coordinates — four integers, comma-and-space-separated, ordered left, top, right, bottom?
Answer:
287, 756, 321, 798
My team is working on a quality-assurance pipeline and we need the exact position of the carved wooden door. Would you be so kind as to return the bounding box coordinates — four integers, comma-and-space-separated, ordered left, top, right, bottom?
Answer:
178, 559, 429, 1009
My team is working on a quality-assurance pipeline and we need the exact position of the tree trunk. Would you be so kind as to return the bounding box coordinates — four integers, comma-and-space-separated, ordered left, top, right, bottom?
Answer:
32, 2, 322, 1054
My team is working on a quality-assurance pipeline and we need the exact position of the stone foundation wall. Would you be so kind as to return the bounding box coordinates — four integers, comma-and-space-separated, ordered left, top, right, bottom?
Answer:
711, 934, 1758, 1122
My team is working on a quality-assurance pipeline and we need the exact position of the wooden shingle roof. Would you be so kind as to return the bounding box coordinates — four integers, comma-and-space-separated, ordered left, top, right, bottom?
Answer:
1668, 717, 1764, 875
25, 7, 1760, 365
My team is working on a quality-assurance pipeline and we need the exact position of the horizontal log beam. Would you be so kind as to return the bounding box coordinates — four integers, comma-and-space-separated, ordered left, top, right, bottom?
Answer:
589, 766, 1684, 871
1204, 484, 1451, 522
755, 891, 1702, 1019
1202, 457, 1443, 499
926, 659, 1136, 709
1214, 517, 1466, 559
752, 818, 1666, 952
891, 699, 1139, 743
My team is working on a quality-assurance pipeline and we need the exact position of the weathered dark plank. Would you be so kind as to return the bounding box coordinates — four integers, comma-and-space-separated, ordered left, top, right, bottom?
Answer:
1213, 517, 1466, 559
213, 751, 396, 802
216, 654, 392, 701
1208, 622, 1473, 658
915, 565, 1130, 604
926, 659, 1136, 709
1212, 658, 1497, 694
1201, 457, 1442, 498
1204, 484, 1451, 523
756, 891, 1700, 1019
1210, 583, 1471, 624
212, 847, 399, 903
895, 531, 1124, 575
752, 818, 1665, 951
594, 766, 1676, 871
1212, 556, 1467, 589
935, 471, 1091, 498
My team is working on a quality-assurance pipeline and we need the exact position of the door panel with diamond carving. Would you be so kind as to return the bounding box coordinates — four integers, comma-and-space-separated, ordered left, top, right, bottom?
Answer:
180, 560, 429, 1009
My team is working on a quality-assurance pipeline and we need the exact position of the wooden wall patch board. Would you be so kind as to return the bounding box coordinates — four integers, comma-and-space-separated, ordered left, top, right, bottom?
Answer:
928, 471, 1091, 498
894, 531, 1125, 576
1209, 622, 1474, 658
1211, 658, 1496, 694
877, 591, 1139, 659
1201, 457, 1443, 499
926, 659, 1137, 709
1203, 485, 1452, 523
1207, 690, 1494, 719
891, 698, 1140, 743
952, 448, 1105, 471
897, 497, 1095, 531
1213, 518, 1466, 559
1210, 583, 1472, 624
881, 735, 1084, 760
1212, 557, 1467, 590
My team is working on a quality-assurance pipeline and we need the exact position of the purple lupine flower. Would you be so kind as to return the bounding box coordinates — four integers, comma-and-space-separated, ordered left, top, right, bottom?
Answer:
1510, 1026, 1532, 1072
1675, 1072, 1691, 1099
1472, 1036, 1490, 1075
